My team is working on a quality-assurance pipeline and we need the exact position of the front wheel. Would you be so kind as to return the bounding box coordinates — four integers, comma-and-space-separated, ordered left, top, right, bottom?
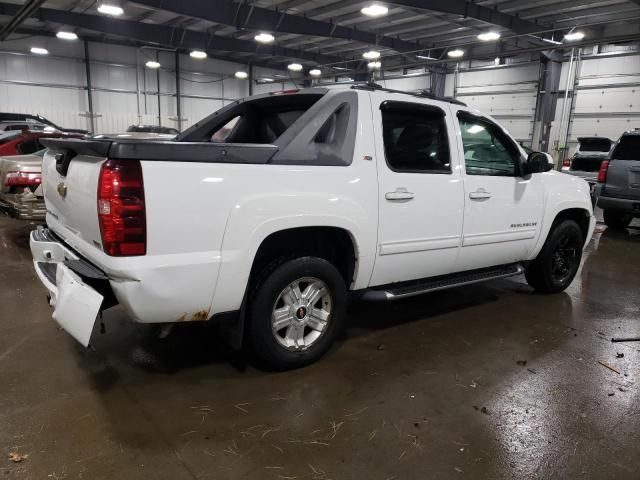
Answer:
603, 209, 633, 229
247, 256, 347, 370
525, 219, 584, 294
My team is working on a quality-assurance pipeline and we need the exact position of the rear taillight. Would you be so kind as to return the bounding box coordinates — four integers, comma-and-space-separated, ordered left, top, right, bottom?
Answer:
97, 159, 146, 256
597, 160, 610, 183
5, 171, 41, 187
562, 158, 571, 168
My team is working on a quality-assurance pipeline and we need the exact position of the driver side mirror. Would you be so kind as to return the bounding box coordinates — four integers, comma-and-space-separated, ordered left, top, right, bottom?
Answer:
523, 151, 553, 175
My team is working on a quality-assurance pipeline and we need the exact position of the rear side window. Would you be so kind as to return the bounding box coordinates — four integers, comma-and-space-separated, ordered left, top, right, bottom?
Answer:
611, 136, 640, 160
381, 102, 450, 173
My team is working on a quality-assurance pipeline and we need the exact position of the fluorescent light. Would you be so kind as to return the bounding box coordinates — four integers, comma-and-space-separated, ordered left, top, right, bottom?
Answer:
564, 31, 585, 41
56, 31, 78, 40
30, 47, 48, 55
416, 54, 437, 60
254, 32, 275, 44
261, 77, 274, 82
190, 50, 207, 59
362, 50, 381, 60
97, 3, 123, 15
145, 60, 161, 69
467, 125, 485, 134
448, 49, 464, 58
478, 31, 501, 41
287, 63, 303, 72
361, 4, 388, 17
309, 69, 322, 76
367, 61, 381, 69
235, 71, 248, 79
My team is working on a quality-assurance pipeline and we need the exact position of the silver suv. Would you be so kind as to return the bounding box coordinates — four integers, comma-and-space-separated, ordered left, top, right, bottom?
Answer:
594, 129, 640, 228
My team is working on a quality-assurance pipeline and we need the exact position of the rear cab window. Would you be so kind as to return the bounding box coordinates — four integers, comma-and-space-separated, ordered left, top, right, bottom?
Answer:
611, 135, 640, 161
578, 138, 612, 153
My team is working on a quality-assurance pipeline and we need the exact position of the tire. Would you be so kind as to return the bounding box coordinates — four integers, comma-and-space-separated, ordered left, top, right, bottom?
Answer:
247, 256, 347, 370
603, 209, 633, 229
525, 219, 584, 294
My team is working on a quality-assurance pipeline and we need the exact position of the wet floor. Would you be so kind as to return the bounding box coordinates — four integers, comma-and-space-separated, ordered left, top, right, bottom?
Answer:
1, 213, 639, 479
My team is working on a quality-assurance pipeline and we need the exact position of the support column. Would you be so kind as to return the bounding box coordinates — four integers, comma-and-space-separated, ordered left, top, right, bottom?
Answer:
533, 51, 562, 153
175, 50, 181, 132
83, 40, 95, 134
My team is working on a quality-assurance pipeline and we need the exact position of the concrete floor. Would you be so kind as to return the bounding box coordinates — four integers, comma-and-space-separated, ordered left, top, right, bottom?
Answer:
1, 213, 639, 480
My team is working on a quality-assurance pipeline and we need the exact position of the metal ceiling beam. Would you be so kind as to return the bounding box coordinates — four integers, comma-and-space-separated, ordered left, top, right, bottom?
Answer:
130, 0, 420, 53
0, 0, 46, 40
384, 0, 544, 35
0, 3, 340, 66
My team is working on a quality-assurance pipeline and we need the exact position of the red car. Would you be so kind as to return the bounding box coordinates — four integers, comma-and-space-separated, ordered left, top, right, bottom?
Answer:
0, 128, 83, 156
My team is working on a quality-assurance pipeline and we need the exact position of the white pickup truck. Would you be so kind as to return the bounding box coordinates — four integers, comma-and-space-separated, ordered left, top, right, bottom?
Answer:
30, 85, 595, 369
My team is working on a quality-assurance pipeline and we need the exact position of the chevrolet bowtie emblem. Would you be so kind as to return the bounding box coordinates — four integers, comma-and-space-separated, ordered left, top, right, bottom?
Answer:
57, 182, 67, 198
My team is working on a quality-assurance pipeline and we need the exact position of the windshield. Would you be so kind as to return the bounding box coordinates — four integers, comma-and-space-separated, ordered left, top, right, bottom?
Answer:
578, 138, 612, 152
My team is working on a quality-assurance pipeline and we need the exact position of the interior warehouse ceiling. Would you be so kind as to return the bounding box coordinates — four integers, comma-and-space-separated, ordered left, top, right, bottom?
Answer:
0, 0, 639, 74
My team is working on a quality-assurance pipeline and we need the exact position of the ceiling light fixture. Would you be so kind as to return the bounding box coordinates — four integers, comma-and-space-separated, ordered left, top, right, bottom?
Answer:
416, 54, 437, 60
190, 50, 207, 59
261, 77, 274, 83
56, 31, 78, 40
362, 50, 381, 60
97, 3, 124, 16
234, 71, 248, 79
287, 63, 303, 72
367, 61, 381, 69
361, 4, 388, 17
478, 31, 501, 41
309, 68, 321, 76
254, 32, 275, 44
564, 31, 585, 41
145, 60, 161, 69
447, 49, 464, 58
30, 47, 48, 55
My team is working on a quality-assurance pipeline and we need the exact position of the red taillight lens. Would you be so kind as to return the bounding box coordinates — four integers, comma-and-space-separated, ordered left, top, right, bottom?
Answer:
562, 158, 571, 168
597, 160, 610, 183
97, 159, 146, 256
5, 171, 42, 187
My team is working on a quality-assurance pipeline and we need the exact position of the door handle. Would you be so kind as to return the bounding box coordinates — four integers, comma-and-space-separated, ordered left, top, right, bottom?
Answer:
469, 189, 491, 200
385, 188, 415, 201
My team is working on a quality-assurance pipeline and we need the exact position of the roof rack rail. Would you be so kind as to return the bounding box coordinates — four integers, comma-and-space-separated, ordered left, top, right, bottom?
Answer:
351, 82, 467, 106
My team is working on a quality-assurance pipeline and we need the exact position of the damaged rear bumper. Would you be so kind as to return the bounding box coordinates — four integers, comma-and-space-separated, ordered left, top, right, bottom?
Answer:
30, 227, 116, 346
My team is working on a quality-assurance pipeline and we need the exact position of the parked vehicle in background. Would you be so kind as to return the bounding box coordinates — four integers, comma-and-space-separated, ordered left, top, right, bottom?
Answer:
0, 150, 45, 220
562, 137, 613, 188
0, 129, 82, 157
0, 113, 89, 135
30, 85, 595, 369
127, 125, 180, 135
594, 129, 640, 229
0, 121, 51, 132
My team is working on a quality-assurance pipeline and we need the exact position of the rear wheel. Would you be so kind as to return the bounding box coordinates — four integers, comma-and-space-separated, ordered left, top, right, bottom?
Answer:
525, 220, 584, 293
247, 256, 346, 370
603, 209, 633, 229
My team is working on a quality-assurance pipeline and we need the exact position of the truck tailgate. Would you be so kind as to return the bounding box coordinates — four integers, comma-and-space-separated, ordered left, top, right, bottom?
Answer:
41, 139, 111, 253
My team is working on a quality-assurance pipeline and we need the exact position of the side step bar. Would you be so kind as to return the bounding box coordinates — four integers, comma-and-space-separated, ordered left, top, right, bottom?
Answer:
360, 263, 524, 301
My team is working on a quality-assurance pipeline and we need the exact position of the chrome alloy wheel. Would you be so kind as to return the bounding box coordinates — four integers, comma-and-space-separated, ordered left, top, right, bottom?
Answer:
271, 277, 332, 351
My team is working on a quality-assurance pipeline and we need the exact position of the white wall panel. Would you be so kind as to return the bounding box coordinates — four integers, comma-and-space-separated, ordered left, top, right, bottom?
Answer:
0, 35, 284, 134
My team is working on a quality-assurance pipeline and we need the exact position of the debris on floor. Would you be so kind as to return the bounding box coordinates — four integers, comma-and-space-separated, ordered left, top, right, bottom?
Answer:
472, 406, 489, 415
527, 368, 537, 374
8, 452, 28, 463
611, 337, 640, 343
377, 344, 386, 351
616, 353, 624, 358
516, 360, 527, 366
598, 361, 620, 374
